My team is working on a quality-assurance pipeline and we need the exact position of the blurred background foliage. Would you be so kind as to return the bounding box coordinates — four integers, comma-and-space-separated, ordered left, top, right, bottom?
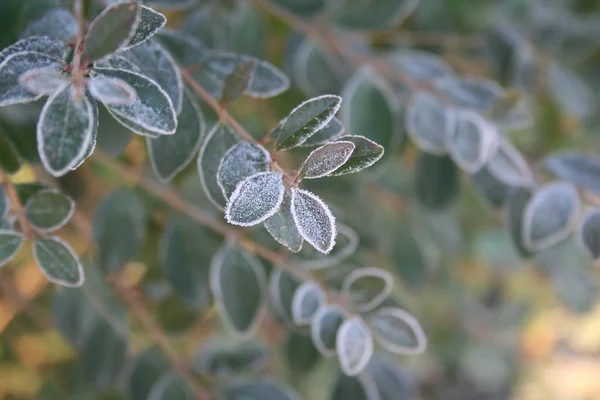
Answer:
2, 0, 600, 399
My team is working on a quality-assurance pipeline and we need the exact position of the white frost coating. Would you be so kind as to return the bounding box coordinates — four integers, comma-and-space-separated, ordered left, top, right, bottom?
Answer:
448, 109, 499, 174
487, 136, 534, 187
93, 67, 177, 135
32, 236, 84, 287
0, 37, 65, 67
369, 307, 427, 355
336, 316, 374, 377
18, 66, 68, 96
405, 91, 455, 155
123, 5, 167, 51
522, 181, 580, 251
291, 188, 336, 254
217, 142, 271, 199
311, 304, 346, 357
300, 117, 346, 147
20, 9, 78, 42
0, 230, 24, 267
291, 281, 326, 326
330, 135, 385, 176
70, 93, 99, 171
341, 267, 394, 313
24, 188, 75, 233
300, 141, 355, 179
37, 85, 95, 177
209, 242, 269, 339
88, 76, 136, 105
225, 172, 285, 227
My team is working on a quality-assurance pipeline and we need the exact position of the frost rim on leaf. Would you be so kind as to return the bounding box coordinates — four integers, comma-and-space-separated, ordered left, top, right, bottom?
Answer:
0, 230, 25, 267
291, 281, 326, 326
25, 188, 75, 233
291, 188, 337, 254
341, 267, 394, 313
336, 316, 374, 377
448, 109, 499, 174
405, 91, 456, 155
32, 236, 84, 287
225, 172, 285, 227
300, 140, 355, 179
311, 304, 347, 357
369, 307, 428, 355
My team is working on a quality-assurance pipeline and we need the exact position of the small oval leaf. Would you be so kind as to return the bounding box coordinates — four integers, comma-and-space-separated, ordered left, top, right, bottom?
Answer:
126, 5, 167, 50
291, 281, 326, 326
270, 269, 302, 328
18, 66, 68, 96
218, 142, 271, 199
33, 236, 83, 287
330, 135, 384, 176
291, 188, 336, 254
300, 117, 345, 147
299, 141, 355, 179
264, 191, 304, 253
448, 110, 498, 173
342, 267, 394, 313
544, 152, 600, 193
414, 152, 459, 210
506, 187, 536, 259
25, 189, 74, 232
0, 230, 24, 267
225, 172, 285, 227
487, 136, 533, 187
368, 307, 427, 355
311, 305, 346, 357
406, 92, 455, 155
336, 316, 374, 377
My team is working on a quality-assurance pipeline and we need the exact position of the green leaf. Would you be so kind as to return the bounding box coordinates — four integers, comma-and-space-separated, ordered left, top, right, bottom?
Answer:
544, 152, 600, 194
547, 61, 595, 119
291, 188, 336, 254
18, 66, 69, 96
83, 1, 141, 63
523, 182, 580, 251
70, 92, 99, 170
264, 191, 304, 253
365, 356, 416, 400
154, 29, 208, 67
81, 319, 128, 389
341, 67, 400, 150
221, 59, 256, 104
270, 269, 302, 328
0, 230, 24, 267
148, 89, 205, 182
473, 167, 510, 211
88, 76, 136, 105
125, 349, 167, 400
25, 188, 74, 232
160, 217, 217, 310
487, 136, 533, 187
311, 305, 346, 357
336, 316, 373, 376
330, 135, 384, 176
148, 372, 194, 400
414, 152, 459, 210
93, 67, 177, 135
435, 77, 503, 113
122, 39, 183, 113
217, 142, 270, 199
0, 51, 63, 107
298, 141, 355, 180
388, 221, 428, 289
93, 187, 146, 273
293, 39, 347, 98
221, 379, 301, 400
285, 332, 320, 373
330, 373, 379, 400
33, 236, 83, 286
126, 5, 166, 50
300, 117, 345, 147
198, 123, 239, 210
406, 92, 455, 155
506, 187, 535, 259
0, 128, 21, 173
331, 0, 419, 30
368, 307, 427, 355
579, 209, 600, 260
275, 95, 341, 151
391, 49, 454, 83
194, 341, 269, 377
225, 172, 285, 227
210, 243, 268, 337
448, 110, 498, 173
342, 267, 394, 313
291, 281, 326, 326
37, 84, 95, 176
0, 184, 8, 220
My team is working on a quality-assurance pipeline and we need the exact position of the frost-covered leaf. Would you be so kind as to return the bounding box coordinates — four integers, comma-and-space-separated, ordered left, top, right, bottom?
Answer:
0, 36, 66, 66
20, 9, 78, 42
448, 110, 498, 173
311, 305, 346, 357
88, 76, 136, 105
331, 0, 420, 30
270, 269, 302, 328
210, 243, 268, 338
221, 379, 301, 400
226, 172, 285, 227
95, 55, 141, 73
415, 152, 459, 210
336, 316, 374, 377
523, 182, 580, 251
154, 29, 208, 67
406, 92, 455, 155
579, 209, 600, 260
218, 142, 270, 199
221, 60, 256, 104
198, 123, 239, 210
342, 267, 393, 313
18, 66, 68, 96
264, 191, 303, 253
435, 77, 503, 113
69, 92, 99, 170
473, 167, 509, 211
329, 135, 385, 176
37, 84, 95, 176
547, 61, 595, 119
544, 152, 600, 193
93, 187, 146, 273
275, 95, 342, 151
198, 53, 289, 99
506, 187, 536, 259
33, 237, 83, 287
293, 39, 347, 98
122, 39, 183, 113
365, 355, 416, 400
125, 6, 166, 50
0, 230, 24, 267
341, 67, 400, 149
148, 89, 205, 182
300, 117, 345, 147
291, 188, 336, 254
93, 67, 177, 135
0, 51, 63, 107
368, 307, 427, 355
487, 135, 534, 187
299, 141, 355, 180
83, 2, 141, 63
291, 281, 326, 326
25, 189, 74, 232
390, 49, 454, 82
290, 223, 358, 269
